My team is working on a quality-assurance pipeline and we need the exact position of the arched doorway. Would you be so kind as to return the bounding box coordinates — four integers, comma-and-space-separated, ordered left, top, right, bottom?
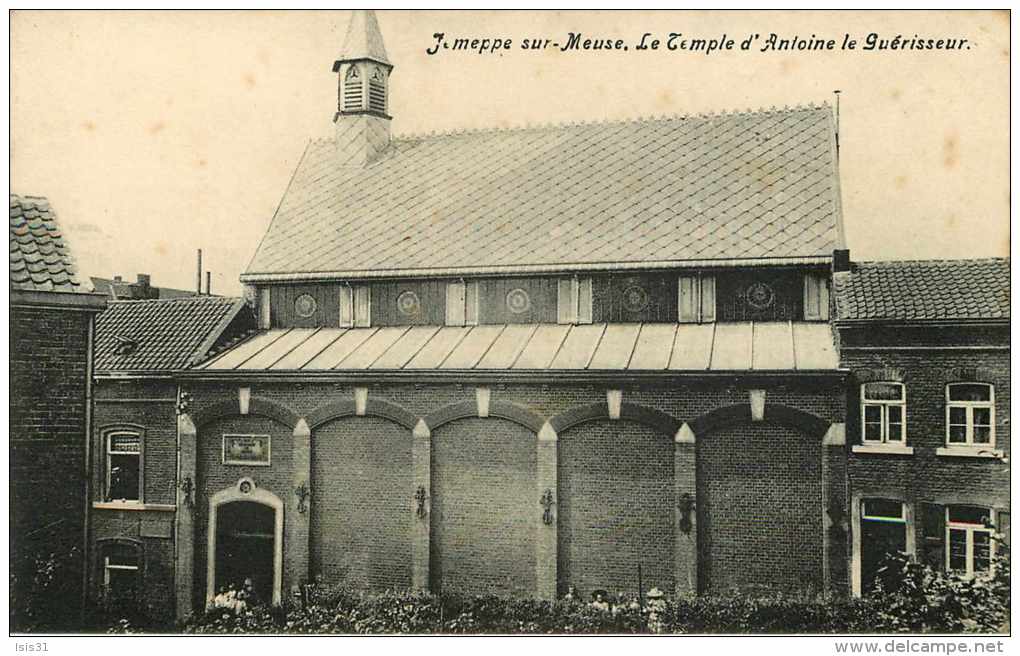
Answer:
215, 501, 275, 602
206, 479, 283, 606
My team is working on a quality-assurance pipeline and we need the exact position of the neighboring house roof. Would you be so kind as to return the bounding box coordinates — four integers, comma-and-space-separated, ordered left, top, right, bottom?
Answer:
243, 105, 842, 282
10, 194, 82, 292
195, 322, 839, 373
95, 296, 253, 372
90, 276, 201, 299
833, 258, 1010, 323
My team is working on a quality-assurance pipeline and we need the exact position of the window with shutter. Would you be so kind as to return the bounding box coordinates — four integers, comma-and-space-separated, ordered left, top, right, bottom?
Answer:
803, 272, 830, 320
339, 285, 354, 328
368, 67, 386, 113
700, 275, 716, 322
465, 280, 479, 326
578, 277, 593, 324
996, 510, 1010, 551
679, 274, 715, 323
446, 280, 466, 326
558, 278, 577, 324
258, 288, 271, 329
354, 285, 371, 327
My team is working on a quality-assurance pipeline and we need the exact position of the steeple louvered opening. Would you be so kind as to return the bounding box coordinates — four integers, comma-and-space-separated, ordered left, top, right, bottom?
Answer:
368, 66, 387, 114
342, 65, 363, 112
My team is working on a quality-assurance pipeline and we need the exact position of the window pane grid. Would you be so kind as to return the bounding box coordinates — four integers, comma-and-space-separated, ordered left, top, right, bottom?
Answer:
946, 506, 995, 577
945, 384, 995, 448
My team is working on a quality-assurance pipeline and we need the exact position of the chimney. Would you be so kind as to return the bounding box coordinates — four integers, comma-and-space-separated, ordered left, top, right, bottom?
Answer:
206, 271, 211, 296
332, 10, 393, 167
113, 275, 122, 283
196, 249, 203, 294
833, 249, 851, 273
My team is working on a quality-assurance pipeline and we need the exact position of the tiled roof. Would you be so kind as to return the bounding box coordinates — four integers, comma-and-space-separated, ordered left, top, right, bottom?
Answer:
833, 258, 1010, 322
244, 105, 842, 281
197, 322, 839, 373
95, 296, 252, 372
10, 194, 82, 292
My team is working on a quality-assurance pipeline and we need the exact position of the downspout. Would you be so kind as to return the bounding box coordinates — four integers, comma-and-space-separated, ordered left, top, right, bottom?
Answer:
173, 381, 182, 607
81, 313, 95, 625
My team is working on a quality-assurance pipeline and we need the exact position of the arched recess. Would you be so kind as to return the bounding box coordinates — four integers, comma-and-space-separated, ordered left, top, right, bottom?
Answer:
192, 397, 300, 432
429, 414, 539, 597
309, 413, 414, 590
426, 399, 546, 434
306, 397, 417, 431
688, 402, 829, 440
206, 479, 284, 606
694, 416, 824, 596
549, 402, 682, 436
556, 416, 676, 597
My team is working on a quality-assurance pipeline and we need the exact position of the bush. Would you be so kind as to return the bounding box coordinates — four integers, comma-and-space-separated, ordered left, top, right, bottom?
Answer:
181, 556, 1010, 636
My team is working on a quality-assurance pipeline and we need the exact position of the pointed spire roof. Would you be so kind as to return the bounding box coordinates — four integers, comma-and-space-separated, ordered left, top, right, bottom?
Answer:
333, 9, 391, 70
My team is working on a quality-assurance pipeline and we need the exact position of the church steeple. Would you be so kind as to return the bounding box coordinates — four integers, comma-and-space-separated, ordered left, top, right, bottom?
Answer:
332, 10, 393, 166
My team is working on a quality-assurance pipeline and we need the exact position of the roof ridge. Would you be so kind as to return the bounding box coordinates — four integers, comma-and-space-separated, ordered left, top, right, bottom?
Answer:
854, 257, 1009, 267
108, 296, 240, 304
389, 101, 832, 142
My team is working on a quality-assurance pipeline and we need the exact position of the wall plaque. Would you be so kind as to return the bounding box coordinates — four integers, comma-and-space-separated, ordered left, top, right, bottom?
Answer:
223, 434, 272, 466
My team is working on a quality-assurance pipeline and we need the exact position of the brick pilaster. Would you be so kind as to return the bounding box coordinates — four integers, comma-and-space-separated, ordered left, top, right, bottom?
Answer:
411, 419, 431, 590
821, 422, 848, 596
536, 421, 558, 600
286, 418, 311, 598
674, 422, 698, 596
175, 412, 197, 621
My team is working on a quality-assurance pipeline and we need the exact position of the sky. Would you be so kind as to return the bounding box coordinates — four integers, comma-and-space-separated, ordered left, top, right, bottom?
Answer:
10, 9, 1009, 296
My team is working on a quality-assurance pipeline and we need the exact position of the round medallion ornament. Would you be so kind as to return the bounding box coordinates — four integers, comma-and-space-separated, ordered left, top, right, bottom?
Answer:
396, 290, 421, 317
506, 288, 531, 314
622, 285, 650, 313
237, 478, 255, 495
745, 282, 775, 310
294, 294, 317, 318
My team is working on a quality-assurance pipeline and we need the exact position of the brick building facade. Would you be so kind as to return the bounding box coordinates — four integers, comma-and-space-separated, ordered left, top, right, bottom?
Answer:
10, 194, 107, 630
77, 11, 1008, 624
833, 259, 1010, 596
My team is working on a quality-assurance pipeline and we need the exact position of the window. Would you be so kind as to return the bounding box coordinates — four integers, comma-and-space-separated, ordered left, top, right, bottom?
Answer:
861, 499, 907, 593
339, 284, 371, 328
946, 505, 995, 577
557, 276, 593, 324
803, 272, 830, 320
446, 280, 479, 326
946, 383, 994, 447
101, 541, 141, 607
861, 382, 906, 444
678, 274, 716, 323
105, 432, 142, 503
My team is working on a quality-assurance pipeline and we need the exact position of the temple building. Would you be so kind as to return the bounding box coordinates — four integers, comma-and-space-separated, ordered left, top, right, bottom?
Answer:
83, 11, 1008, 623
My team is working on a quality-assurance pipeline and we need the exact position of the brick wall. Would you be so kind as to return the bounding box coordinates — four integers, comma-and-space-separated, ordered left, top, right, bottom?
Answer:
310, 416, 413, 590
93, 384, 178, 505
430, 417, 537, 597
696, 421, 823, 595
173, 376, 844, 604
194, 415, 294, 605
10, 305, 93, 627
558, 419, 674, 598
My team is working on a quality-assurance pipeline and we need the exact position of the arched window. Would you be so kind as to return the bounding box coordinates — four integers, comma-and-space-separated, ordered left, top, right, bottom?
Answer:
104, 429, 143, 503
97, 540, 142, 609
946, 383, 994, 447
860, 382, 906, 444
